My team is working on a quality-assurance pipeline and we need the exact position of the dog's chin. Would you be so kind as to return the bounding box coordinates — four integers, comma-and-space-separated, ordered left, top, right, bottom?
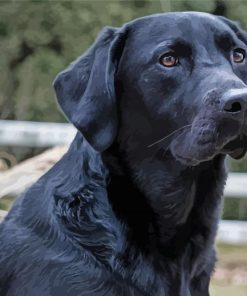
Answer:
170, 132, 247, 166
170, 143, 217, 166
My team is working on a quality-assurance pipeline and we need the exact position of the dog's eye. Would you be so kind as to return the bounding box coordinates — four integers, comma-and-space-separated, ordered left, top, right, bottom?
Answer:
160, 53, 179, 67
232, 48, 245, 63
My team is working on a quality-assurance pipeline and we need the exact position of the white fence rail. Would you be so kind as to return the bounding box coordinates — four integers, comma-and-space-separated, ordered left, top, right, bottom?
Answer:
218, 220, 247, 245
0, 120, 247, 245
224, 172, 247, 197
0, 120, 76, 147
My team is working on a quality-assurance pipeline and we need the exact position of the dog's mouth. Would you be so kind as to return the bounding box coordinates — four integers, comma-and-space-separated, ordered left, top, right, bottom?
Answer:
222, 135, 247, 159
169, 115, 247, 166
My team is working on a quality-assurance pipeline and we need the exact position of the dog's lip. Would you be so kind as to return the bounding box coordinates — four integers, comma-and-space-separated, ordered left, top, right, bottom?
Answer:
171, 152, 200, 166
170, 128, 247, 166
171, 144, 219, 166
228, 147, 247, 159
222, 134, 247, 159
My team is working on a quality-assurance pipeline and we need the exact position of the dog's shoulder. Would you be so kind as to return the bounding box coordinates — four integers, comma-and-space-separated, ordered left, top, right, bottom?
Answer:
0, 134, 128, 292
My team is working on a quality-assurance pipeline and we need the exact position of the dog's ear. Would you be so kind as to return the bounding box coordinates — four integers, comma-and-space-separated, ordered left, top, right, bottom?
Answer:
53, 26, 127, 152
217, 16, 247, 44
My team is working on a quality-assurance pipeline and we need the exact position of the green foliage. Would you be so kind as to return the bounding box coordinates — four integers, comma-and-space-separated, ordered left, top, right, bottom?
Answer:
0, 196, 13, 211
228, 155, 247, 172
223, 197, 247, 220
171, 0, 215, 12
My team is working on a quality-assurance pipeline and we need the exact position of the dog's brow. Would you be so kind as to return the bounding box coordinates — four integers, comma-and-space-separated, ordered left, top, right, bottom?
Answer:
215, 32, 235, 50
155, 38, 192, 55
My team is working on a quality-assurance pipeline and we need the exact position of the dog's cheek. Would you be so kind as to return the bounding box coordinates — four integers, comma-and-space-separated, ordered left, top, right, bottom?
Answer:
137, 67, 180, 113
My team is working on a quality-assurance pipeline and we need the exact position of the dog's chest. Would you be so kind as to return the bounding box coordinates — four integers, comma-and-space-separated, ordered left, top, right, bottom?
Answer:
114, 242, 207, 296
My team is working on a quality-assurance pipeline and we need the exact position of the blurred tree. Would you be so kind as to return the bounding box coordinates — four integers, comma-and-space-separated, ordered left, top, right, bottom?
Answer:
213, 0, 228, 15
0, 0, 160, 122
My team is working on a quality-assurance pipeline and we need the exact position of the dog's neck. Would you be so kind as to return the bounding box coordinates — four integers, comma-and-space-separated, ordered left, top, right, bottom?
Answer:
61, 133, 226, 260
101, 140, 226, 257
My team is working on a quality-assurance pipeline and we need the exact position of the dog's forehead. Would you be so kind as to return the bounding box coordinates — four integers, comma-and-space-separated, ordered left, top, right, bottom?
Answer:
126, 12, 232, 46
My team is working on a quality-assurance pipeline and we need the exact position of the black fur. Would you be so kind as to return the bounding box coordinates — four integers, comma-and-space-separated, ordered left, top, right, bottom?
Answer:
1, 12, 247, 296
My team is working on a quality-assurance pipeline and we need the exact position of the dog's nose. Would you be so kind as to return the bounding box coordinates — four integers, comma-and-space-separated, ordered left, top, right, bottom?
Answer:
222, 89, 247, 114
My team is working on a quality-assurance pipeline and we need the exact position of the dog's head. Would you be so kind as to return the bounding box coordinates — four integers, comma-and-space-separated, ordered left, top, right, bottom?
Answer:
54, 12, 247, 168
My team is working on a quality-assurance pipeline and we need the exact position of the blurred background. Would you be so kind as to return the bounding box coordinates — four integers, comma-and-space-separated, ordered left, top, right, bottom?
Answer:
0, 0, 247, 295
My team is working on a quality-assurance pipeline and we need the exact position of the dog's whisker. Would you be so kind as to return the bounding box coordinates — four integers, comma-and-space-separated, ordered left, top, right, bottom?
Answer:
147, 124, 192, 148
162, 144, 171, 158
160, 124, 193, 159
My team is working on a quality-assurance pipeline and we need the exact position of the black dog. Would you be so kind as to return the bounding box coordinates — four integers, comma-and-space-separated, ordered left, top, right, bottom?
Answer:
1, 12, 247, 296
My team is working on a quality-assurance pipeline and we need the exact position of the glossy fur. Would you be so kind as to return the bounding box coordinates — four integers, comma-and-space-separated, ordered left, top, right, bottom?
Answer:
1, 12, 247, 296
